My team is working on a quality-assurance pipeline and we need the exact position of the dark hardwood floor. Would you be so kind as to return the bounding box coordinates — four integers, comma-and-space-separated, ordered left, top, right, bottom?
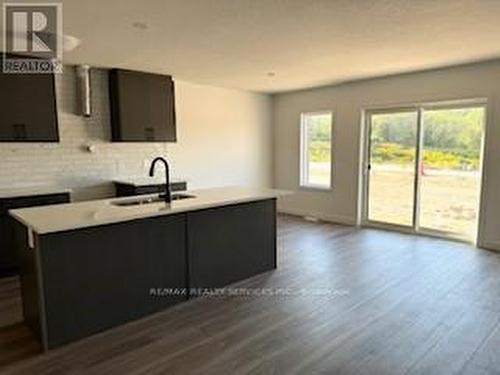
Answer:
1, 214, 500, 374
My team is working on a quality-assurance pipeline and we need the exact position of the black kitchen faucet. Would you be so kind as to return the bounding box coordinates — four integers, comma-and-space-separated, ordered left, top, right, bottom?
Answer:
149, 157, 172, 203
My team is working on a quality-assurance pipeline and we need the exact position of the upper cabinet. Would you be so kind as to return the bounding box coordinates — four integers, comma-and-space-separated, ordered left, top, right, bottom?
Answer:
0, 68, 59, 142
109, 69, 177, 142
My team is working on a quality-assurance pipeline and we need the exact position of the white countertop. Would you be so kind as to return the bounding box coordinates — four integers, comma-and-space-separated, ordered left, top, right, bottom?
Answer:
9, 187, 290, 234
113, 177, 186, 186
0, 185, 72, 199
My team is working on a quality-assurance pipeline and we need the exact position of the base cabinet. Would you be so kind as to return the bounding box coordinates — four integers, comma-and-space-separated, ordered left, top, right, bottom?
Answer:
1, 192, 70, 277
187, 200, 276, 291
0, 215, 15, 275
25, 214, 187, 349
16, 199, 276, 350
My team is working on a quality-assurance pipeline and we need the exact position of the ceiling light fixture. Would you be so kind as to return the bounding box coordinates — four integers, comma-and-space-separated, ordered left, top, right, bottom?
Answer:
132, 22, 148, 30
63, 34, 81, 51
8, 31, 81, 52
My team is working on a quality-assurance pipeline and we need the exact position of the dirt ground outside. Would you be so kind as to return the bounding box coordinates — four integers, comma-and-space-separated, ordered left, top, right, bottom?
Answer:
309, 162, 481, 239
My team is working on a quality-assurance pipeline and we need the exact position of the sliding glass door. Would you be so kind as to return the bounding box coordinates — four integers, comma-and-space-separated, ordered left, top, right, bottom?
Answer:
419, 106, 484, 239
367, 110, 418, 227
365, 103, 485, 242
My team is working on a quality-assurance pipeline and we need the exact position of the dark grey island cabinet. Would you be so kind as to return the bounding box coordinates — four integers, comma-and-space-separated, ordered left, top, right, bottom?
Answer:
13, 197, 277, 350
187, 200, 276, 291
17, 214, 187, 349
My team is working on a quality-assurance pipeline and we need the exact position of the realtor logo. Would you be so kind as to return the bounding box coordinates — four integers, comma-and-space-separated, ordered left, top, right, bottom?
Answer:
2, 3, 63, 73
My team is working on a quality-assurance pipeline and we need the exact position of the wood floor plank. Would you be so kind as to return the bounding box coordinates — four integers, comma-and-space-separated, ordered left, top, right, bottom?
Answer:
219, 239, 478, 374
457, 316, 500, 374
1, 214, 500, 375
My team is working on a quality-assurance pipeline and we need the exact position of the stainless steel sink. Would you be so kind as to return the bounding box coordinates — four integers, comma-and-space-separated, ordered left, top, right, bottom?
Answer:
112, 193, 195, 207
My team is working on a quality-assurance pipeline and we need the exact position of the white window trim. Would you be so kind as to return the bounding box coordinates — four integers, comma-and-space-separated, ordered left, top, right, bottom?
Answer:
299, 111, 334, 191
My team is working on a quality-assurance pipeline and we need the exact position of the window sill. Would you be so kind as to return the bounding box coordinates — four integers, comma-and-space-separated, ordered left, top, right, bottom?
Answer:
299, 185, 333, 193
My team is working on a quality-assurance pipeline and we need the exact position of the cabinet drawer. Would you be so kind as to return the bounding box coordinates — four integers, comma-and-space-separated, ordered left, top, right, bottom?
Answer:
171, 182, 187, 192
1, 193, 70, 212
134, 185, 164, 195
134, 183, 186, 195
115, 182, 187, 197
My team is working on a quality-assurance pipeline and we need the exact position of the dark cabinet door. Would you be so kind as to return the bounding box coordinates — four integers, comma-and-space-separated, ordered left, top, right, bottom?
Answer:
148, 74, 176, 141
112, 70, 151, 140
109, 69, 176, 142
0, 70, 59, 142
38, 214, 187, 348
0, 215, 15, 274
187, 200, 277, 291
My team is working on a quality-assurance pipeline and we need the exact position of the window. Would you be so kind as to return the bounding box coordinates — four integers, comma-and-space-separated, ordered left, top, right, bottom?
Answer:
300, 111, 333, 189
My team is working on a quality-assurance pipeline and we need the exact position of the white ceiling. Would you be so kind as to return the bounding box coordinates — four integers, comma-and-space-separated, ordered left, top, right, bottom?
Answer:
4, 0, 500, 93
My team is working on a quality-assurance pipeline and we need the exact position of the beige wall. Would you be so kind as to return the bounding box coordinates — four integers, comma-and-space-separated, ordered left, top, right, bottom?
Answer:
273, 60, 500, 250
169, 81, 273, 190
0, 68, 273, 201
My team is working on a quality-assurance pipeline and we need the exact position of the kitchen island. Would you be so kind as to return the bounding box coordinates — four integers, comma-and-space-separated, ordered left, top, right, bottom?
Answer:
10, 187, 287, 350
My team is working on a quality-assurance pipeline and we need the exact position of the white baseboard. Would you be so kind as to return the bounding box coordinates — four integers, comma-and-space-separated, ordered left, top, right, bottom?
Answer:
478, 241, 500, 252
277, 207, 356, 226
278, 208, 500, 251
